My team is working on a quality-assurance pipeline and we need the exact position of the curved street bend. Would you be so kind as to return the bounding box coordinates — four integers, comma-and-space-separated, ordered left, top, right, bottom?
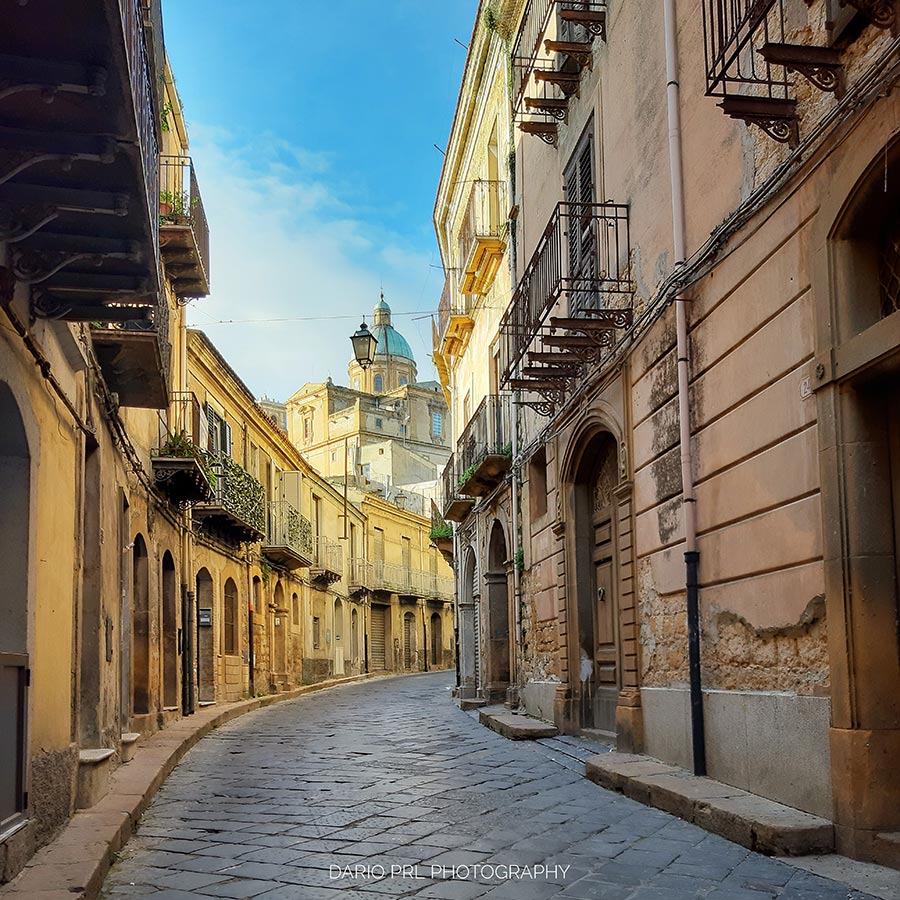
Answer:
101, 673, 877, 900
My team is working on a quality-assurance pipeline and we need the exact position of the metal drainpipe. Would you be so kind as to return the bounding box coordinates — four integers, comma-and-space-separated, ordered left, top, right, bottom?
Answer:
663, 0, 706, 776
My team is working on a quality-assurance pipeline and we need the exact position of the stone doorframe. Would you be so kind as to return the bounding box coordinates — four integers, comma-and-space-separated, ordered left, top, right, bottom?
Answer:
551, 406, 642, 750
810, 107, 900, 861
457, 544, 478, 699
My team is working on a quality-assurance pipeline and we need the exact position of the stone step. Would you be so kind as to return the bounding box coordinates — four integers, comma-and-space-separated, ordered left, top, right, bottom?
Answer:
479, 706, 559, 740
459, 697, 487, 711
873, 832, 900, 870
585, 752, 834, 857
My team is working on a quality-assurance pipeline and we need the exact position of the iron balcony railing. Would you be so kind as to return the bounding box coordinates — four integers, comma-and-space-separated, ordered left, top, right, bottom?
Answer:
159, 154, 210, 290
499, 201, 631, 383
204, 453, 266, 537
512, 0, 607, 112
350, 556, 370, 588
437, 272, 472, 339
121, 0, 160, 273
457, 394, 513, 478
155, 391, 203, 452
702, 0, 787, 97
267, 500, 313, 561
315, 535, 343, 576
457, 180, 509, 275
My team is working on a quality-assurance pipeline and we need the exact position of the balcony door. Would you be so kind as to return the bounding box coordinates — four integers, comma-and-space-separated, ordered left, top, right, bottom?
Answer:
564, 124, 596, 315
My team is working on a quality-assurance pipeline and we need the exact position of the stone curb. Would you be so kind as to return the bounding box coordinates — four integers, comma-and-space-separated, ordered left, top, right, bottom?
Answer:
0, 671, 392, 899
479, 706, 559, 740
585, 751, 835, 857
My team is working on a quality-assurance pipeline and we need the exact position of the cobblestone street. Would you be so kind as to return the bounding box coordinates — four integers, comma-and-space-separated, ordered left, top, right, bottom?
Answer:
101, 673, 877, 900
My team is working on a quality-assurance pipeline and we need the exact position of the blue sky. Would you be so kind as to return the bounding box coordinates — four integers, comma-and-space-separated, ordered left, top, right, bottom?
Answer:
163, 0, 478, 399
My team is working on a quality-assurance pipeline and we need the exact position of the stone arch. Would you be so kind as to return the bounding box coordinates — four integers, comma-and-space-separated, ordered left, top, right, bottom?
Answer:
458, 544, 478, 697
485, 520, 510, 701
224, 577, 238, 655
812, 131, 900, 858
131, 534, 151, 717
556, 409, 635, 739
0, 381, 31, 829
196, 568, 215, 703
430, 612, 442, 668
273, 581, 286, 675
161, 550, 178, 709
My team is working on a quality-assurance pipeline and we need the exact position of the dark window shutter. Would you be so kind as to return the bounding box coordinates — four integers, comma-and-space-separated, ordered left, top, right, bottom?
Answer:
223, 422, 232, 458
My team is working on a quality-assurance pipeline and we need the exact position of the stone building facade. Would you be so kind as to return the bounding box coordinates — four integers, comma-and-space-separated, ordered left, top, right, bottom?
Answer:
0, 5, 455, 883
283, 295, 452, 514
439, 0, 900, 867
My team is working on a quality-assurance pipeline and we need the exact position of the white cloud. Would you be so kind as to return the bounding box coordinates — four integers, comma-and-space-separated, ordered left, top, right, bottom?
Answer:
185, 125, 439, 400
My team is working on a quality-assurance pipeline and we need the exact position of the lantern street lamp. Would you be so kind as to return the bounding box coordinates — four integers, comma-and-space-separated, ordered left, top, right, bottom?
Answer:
350, 320, 378, 370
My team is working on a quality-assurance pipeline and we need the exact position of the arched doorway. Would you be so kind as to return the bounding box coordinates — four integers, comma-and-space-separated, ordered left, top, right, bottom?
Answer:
816, 137, 900, 853
223, 578, 238, 655
485, 521, 510, 701
131, 535, 150, 717
430, 612, 442, 668
196, 569, 215, 703
162, 551, 177, 708
0, 382, 30, 832
334, 599, 344, 676
569, 431, 620, 736
403, 611, 415, 670
458, 546, 478, 697
273, 582, 286, 678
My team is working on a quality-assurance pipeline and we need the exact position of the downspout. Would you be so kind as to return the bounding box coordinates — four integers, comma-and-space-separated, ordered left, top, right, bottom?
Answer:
663, 0, 706, 776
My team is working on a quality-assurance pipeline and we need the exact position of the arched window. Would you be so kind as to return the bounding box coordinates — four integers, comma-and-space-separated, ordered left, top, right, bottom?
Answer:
399, 375, 407, 386
373, 373, 383, 393
292, 593, 299, 626
334, 599, 343, 642
224, 578, 238, 655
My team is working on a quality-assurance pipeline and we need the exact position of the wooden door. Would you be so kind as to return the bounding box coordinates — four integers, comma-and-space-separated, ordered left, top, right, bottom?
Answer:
590, 445, 619, 734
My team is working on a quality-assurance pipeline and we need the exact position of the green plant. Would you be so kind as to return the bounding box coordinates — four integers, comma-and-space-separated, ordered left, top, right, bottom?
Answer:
158, 430, 194, 457
515, 545, 525, 576
160, 100, 175, 133
457, 463, 478, 490
500, 442, 513, 457
159, 188, 198, 223
430, 522, 453, 541
483, 3, 499, 32
259, 556, 274, 587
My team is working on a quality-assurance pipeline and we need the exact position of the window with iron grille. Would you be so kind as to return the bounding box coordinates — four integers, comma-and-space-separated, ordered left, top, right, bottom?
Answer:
881, 214, 900, 319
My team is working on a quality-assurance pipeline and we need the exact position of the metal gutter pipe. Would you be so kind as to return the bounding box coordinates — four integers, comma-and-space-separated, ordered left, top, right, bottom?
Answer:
663, 0, 706, 776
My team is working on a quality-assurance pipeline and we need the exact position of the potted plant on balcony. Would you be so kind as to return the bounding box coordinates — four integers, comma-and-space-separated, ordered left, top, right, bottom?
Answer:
430, 520, 454, 563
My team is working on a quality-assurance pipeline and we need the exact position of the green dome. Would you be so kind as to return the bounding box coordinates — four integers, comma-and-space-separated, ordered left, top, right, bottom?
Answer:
370, 296, 415, 362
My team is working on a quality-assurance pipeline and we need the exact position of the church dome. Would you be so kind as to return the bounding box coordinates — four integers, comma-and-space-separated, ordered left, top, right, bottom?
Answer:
370, 295, 414, 362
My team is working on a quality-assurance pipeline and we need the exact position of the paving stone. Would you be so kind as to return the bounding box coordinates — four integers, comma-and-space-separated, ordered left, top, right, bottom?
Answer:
97, 672, 879, 900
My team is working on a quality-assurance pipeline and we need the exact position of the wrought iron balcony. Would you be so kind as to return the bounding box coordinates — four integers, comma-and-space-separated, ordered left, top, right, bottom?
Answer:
702, 0, 863, 146
436, 273, 475, 358
159, 154, 210, 298
513, 0, 607, 146
193, 453, 266, 544
499, 201, 632, 412
455, 394, 513, 498
442, 454, 475, 523
3, 0, 163, 325
91, 286, 170, 408
151, 391, 214, 506
458, 180, 509, 296
349, 557, 370, 596
264, 500, 313, 570
311, 536, 343, 585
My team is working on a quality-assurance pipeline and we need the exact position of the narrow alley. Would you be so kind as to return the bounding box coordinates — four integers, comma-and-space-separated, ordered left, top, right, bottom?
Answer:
101, 673, 877, 900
